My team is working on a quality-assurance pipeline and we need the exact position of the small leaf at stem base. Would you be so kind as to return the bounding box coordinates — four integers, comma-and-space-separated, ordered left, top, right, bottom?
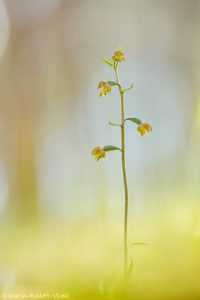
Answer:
130, 242, 152, 246
127, 257, 134, 279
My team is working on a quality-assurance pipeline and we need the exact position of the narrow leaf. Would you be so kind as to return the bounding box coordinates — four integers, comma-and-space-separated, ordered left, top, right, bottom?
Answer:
125, 117, 142, 125
107, 81, 119, 87
102, 56, 114, 68
103, 145, 121, 152
108, 121, 121, 127
124, 83, 133, 92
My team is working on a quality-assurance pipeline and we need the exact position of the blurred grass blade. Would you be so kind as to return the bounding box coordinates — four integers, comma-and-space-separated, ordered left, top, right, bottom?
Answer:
128, 257, 134, 279
130, 242, 151, 246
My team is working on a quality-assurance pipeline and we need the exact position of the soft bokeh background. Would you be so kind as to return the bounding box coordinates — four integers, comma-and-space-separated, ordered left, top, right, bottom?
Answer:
0, 0, 200, 299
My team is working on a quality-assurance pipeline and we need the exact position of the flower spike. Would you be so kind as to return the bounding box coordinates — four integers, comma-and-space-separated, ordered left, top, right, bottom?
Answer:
92, 49, 152, 283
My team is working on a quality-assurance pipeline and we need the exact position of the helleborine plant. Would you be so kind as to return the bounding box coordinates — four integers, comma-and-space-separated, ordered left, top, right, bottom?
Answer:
91, 49, 152, 284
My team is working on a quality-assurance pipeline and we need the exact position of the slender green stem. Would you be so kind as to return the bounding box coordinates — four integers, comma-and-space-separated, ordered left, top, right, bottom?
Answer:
114, 64, 129, 284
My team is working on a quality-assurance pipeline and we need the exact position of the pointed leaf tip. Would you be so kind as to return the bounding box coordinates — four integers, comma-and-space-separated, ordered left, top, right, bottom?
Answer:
103, 145, 121, 152
125, 117, 142, 125
108, 121, 121, 127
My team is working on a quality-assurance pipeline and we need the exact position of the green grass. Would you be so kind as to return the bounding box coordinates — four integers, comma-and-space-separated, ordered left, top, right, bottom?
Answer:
1, 199, 200, 299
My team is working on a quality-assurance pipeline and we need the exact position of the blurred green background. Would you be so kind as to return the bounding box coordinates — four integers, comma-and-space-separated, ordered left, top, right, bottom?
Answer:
0, 0, 200, 299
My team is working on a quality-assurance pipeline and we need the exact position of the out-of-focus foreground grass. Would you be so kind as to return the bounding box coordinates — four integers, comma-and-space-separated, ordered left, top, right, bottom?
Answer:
1, 199, 200, 300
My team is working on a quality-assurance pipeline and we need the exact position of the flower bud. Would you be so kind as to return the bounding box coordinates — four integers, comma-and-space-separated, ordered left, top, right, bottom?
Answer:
112, 50, 125, 62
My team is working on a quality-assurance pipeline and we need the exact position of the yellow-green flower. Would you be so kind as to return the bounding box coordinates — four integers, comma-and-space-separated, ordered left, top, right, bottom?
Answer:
97, 81, 112, 96
91, 147, 106, 161
137, 122, 152, 137
112, 50, 125, 62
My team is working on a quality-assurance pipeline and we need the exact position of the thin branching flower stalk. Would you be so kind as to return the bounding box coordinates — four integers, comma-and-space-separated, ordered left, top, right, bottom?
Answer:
91, 49, 152, 285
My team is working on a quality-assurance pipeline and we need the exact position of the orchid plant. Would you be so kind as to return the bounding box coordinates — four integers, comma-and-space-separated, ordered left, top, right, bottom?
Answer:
91, 49, 152, 284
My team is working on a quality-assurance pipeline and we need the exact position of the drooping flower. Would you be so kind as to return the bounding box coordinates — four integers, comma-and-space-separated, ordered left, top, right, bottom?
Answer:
97, 81, 112, 96
91, 147, 106, 161
112, 50, 125, 63
137, 122, 152, 137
